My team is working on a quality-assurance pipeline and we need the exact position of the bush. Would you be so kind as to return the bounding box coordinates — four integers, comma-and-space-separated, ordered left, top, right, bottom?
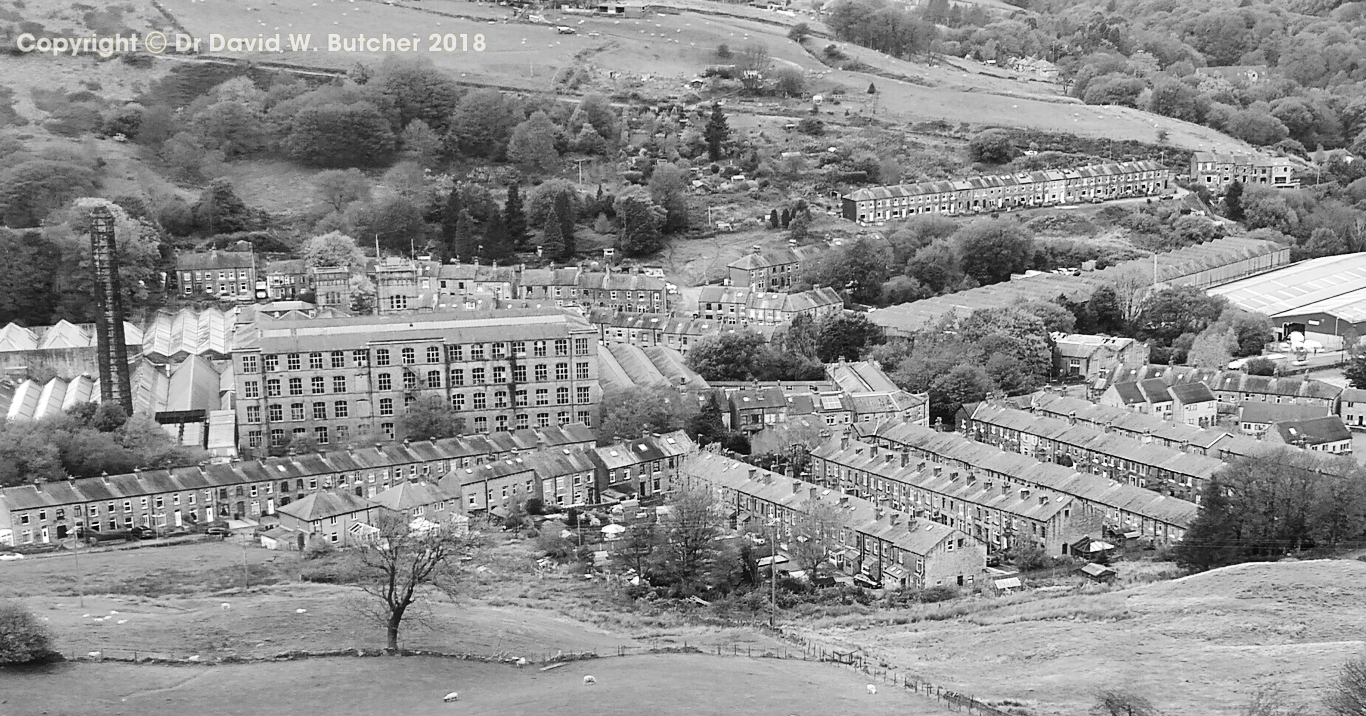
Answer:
0, 601, 56, 664
887, 584, 959, 605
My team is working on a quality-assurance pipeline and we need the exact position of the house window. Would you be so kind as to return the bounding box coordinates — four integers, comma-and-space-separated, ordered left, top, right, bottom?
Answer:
378, 373, 392, 391
287, 354, 301, 371
313, 402, 328, 420
288, 378, 303, 396
315, 427, 329, 444
447, 344, 464, 362
242, 355, 259, 373
427, 346, 441, 363
333, 376, 347, 393
401, 347, 416, 365
535, 364, 548, 382
353, 349, 369, 367
266, 378, 281, 397
452, 393, 466, 410
380, 398, 394, 416
246, 405, 262, 423
576, 386, 590, 403
309, 353, 324, 370
555, 339, 569, 356
376, 348, 390, 366
291, 403, 305, 421
450, 368, 465, 386
268, 404, 283, 422
473, 393, 487, 410
311, 376, 326, 394
513, 365, 526, 382
331, 351, 346, 369
576, 362, 590, 380
470, 344, 485, 360
557, 387, 569, 405
244, 381, 260, 399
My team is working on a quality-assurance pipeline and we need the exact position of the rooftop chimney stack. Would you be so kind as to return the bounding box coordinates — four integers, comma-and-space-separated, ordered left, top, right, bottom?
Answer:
900, 452, 909, 468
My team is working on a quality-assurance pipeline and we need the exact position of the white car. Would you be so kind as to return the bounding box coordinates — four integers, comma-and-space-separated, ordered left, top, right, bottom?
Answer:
0, 553, 23, 561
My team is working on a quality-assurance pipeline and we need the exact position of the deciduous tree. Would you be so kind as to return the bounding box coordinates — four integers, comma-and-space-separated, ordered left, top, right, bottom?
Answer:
507, 111, 561, 175
314, 168, 372, 213
350, 511, 479, 652
399, 395, 466, 441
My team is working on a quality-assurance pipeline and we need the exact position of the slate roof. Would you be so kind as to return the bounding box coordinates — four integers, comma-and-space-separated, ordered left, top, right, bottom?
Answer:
277, 491, 375, 521
1238, 402, 1331, 424
1272, 416, 1352, 446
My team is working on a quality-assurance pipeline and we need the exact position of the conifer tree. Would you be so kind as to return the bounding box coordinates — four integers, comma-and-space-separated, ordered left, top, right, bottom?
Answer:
441, 184, 463, 259
504, 183, 528, 249
483, 210, 513, 262
553, 192, 576, 258
704, 104, 729, 162
541, 209, 566, 260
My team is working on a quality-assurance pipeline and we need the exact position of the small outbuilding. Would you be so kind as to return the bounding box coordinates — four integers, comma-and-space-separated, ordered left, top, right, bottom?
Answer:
1078, 562, 1118, 583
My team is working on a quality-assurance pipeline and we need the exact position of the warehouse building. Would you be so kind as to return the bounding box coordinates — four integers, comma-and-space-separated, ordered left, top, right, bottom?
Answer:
1207, 253, 1366, 349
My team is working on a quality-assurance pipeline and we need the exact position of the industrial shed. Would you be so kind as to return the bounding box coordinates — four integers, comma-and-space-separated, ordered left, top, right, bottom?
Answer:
1207, 253, 1366, 348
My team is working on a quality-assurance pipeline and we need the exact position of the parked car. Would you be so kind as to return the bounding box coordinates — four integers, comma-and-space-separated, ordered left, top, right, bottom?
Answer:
0, 552, 23, 562
78, 527, 155, 546
205, 525, 229, 537
853, 573, 882, 589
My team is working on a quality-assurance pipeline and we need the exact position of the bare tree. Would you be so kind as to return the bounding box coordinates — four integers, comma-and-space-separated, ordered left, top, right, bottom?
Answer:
610, 511, 661, 578
788, 498, 847, 579
1241, 686, 1303, 716
1093, 689, 1163, 716
737, 42, 772, 74
654, 485, 727, 595
350, 510, 479, 652
1325, 654, 1366, 716
1103, 266, 1156, 326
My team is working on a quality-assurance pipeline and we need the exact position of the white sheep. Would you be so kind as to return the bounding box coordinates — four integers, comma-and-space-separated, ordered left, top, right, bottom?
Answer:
443, 692, 459, 702
220, 602, 232, 611
583, 675, 597, 685
515, 657, 528, 668
867, 684, 877, 695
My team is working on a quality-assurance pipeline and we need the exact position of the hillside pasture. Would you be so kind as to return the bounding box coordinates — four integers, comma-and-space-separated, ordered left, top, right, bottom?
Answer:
3, 654, 949, 716
790, 560, 1366, 716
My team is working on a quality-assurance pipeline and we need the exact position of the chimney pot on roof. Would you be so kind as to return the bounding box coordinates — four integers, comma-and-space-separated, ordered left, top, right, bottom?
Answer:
891, 511, 901, 526
1039, 494, 1049, 505
748, 467, 757, 480
1068, 411, 1077, 425
900, 451, 909, 468
933, 465, 942, 476
840, 436, 849, 450
870, 445, 879, 459
810, 486, 818, 500
792, 480, 801, 494
884, 452, 895, 464
1020, 488, 1032, 500
1001, 482, 1010, 495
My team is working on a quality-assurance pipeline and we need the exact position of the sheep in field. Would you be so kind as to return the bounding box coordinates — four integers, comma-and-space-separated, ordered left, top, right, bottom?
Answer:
867, 684, 877, 695
583, 675, 597, 685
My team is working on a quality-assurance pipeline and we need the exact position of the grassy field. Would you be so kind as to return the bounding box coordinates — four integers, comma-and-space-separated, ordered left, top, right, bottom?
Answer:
788, 559, 1366, 716
3, 653, 948, 716
0, 538, 781, 660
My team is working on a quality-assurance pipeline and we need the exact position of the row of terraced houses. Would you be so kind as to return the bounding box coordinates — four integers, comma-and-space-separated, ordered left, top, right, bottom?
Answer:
683, 450, 986, 591
0, 427, 695, 547
841, 160, 1173, 223
840, 422, 1199, 546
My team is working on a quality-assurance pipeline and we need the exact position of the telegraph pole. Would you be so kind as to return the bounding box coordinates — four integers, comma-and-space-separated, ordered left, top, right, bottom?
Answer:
74, 531, 84, 608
